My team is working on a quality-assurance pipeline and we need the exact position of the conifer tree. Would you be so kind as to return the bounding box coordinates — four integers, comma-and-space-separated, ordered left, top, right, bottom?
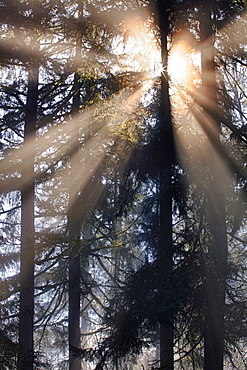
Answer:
155, 1, 175, 368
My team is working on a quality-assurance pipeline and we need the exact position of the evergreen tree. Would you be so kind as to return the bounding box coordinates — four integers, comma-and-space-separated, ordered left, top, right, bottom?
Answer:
0, 1, 246, 369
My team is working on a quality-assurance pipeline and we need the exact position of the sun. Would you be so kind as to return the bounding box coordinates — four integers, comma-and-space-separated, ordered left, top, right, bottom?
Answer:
168, 39, 201, 114
168, 41, 192, 84
114, 12, 162, 81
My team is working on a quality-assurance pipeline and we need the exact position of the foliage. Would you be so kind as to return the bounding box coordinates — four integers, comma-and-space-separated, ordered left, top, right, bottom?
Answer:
0, 0, 246, 369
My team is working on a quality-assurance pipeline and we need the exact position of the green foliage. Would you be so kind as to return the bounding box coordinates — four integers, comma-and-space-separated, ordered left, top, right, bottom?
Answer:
0, 329, 17, 369
0, 0, 246, 369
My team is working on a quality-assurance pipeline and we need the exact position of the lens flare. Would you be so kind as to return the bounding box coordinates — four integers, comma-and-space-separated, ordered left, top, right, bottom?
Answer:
168, 41, 191, 83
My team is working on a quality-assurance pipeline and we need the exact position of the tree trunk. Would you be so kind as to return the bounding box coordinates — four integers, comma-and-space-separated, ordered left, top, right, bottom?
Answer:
68, 64, 82, 370
199, 3, 227, 370
68, 4, 83, 367
68, 225, 81, 370
156, 1, 174, 369
18, 64, 39, 370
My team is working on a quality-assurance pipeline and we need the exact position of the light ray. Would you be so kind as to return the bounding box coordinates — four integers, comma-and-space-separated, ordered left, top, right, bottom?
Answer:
0, 86, 145, 205
170, 12, 247, 232
2, 7, 246, 225
217, 11, 247, 54
168, 41, 192, 84
175, 111, 233, 200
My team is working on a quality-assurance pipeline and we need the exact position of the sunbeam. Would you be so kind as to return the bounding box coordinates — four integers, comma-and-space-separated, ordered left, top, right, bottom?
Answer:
1, 3, 247, 369
0, 85, 145, 205
175, 110, 232, 192
168, 41, 192, 84
169, 12, 247, 192
1, 8, 246, 211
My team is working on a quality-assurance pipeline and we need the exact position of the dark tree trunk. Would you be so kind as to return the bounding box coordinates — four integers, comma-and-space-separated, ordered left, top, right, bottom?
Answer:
199, 3, 227, 370
68, 67, 82, 370
68, 222, 81, 370
17, 64, 39, 370
68, 4, 83, 367
156, 1, 174, 369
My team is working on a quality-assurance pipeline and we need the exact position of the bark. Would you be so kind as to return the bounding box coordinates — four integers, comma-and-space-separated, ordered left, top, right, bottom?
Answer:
68, 4, 83, 368
17, 64, 39, 370
68, 63, 82, 370
68, 224, 81, 370
199, 3, 227, 370
156, 1, 175, 369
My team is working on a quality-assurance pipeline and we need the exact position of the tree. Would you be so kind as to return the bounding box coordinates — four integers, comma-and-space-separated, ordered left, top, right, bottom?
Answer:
0, 1, 42, 368
67, 3, 84, 369
155, 1, 175, 368
0, 1, 74, 367
0, 1, 246, 369
18, 63, 39, 370
79, 2, 247, 369
198, 3, 227, 369
192, 2, 246, 368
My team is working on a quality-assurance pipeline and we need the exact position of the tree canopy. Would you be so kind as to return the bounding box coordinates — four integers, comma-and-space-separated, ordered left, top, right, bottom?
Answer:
0, 0, 246, 369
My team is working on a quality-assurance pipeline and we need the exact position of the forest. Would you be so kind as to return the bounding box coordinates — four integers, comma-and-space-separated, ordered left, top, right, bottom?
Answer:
0, 0, 247, 369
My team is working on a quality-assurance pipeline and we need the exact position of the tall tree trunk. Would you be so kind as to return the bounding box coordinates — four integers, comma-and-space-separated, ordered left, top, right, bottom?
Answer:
18, 64, 39, 370
68, 55, 82, 370
68, 4, 83, 368
68, 214, 82, 370
156, 1, 174, 369
199, 3, 227, 370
